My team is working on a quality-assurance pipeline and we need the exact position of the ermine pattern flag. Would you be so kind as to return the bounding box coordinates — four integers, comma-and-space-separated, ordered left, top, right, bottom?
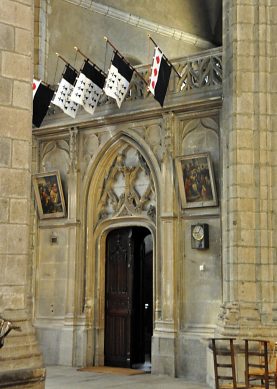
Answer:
148, 46, 172, 107
71, 60, 106, 115
52, 65, 79, 118
32, 79, 54, 128
104, 52, 133, 108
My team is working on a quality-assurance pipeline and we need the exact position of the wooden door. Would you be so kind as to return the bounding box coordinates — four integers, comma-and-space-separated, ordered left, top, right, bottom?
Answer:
104, 227, 152, 368
104, 228, 134, 367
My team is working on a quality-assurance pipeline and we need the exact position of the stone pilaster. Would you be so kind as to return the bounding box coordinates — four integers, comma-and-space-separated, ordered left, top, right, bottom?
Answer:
151, 113, 178, 376
220, 0, 277, 336
0, 1, 45, 387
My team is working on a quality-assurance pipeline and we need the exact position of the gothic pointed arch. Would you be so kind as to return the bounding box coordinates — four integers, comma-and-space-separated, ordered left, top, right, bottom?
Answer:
81, 130, 162, 366
82, 130, 161, 229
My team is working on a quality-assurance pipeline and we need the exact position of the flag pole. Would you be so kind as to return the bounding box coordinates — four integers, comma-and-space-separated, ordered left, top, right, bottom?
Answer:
41, 81, 51, 88
55, 52, 71, 66
148, 35, 181, 78
104, 37, 148, 85
74, 47, 107, 77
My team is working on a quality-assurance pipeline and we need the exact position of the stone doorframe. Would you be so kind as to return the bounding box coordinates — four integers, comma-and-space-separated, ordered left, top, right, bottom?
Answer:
81, 132, 161, 367
89, 219, 156, 366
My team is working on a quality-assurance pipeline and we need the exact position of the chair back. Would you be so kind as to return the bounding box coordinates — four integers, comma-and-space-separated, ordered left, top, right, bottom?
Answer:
244, 339, 270, 389
210, 337, 238, 389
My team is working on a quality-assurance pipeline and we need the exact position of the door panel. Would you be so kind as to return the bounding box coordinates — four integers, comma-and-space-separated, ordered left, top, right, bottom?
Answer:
105, 228, 133, 367
104, 227, 153, 368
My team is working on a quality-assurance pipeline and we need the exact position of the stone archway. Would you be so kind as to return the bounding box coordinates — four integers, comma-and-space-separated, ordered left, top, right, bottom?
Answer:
83, 135, 160, 367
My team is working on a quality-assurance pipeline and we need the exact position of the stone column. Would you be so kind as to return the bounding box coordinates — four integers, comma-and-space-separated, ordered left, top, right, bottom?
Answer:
151, 113, 178, 376
0, 1, 45, 387
220, 0, 277, 335
34, 0, 48, 80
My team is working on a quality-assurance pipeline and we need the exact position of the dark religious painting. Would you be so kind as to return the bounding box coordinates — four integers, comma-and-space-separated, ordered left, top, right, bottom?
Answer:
175, 153, 218, 209
32, 171, 66, 219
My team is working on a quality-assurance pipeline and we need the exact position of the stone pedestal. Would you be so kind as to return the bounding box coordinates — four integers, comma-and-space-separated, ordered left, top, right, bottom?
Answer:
151, 322, 176, 376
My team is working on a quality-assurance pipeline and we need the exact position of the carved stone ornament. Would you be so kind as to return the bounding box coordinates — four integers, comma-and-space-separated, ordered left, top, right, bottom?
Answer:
177, 51, 222, 92
217, 302, 240, 327
162, 112, 176, 160
96, 145, 156, 224
69, 127, 78, 173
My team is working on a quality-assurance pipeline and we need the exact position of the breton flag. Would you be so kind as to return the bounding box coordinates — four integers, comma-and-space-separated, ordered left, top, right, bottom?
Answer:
32, 79, 54, 128
148, 46, 172, 107
52, 65, 79, 118
103, 52, 134, 108
71, 60, 106, 115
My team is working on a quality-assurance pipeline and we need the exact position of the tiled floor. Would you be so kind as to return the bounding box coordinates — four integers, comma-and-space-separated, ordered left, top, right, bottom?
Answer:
45, 366, 211, 389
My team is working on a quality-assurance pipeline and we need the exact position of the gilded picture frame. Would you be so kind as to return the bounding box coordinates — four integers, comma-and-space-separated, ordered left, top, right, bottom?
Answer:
32, 171, 66, 219
175, 153, 218, 209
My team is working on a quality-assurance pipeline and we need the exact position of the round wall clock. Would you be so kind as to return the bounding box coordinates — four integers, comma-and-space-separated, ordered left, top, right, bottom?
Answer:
191, 223, 209, 249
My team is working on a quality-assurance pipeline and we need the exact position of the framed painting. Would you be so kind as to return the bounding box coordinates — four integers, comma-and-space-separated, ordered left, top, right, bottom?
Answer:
175, 153, 218, 209
32, 171, 66, 219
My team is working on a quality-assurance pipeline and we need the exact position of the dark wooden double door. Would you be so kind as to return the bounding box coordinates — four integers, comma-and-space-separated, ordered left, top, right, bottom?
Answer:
104, 227, 153, 368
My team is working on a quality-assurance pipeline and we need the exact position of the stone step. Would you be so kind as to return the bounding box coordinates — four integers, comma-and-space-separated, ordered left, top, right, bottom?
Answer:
0, 342, 42, 360
0, 367, 46, 388
4, 332, 39, 347
0, 355, 43, 371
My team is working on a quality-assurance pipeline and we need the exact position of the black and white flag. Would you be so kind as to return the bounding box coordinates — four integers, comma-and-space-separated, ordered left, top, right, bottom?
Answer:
148, 46, 172, 107
52, 65, 79, 118
103, 52, 133, 108
32, 79, 54, 128
71, 60, 106, 115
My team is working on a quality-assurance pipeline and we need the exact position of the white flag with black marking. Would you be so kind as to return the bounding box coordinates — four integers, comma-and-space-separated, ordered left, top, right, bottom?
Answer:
103, 52, 133, 108
71, 60, 106, 115
52, 65, 79, 118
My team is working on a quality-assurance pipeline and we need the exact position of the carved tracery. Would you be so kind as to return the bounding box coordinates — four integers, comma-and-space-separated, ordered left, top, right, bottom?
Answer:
96, 145, 156, 224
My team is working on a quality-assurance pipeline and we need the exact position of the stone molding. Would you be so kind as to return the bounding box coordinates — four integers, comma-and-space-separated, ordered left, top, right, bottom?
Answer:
35, 48, 222, 131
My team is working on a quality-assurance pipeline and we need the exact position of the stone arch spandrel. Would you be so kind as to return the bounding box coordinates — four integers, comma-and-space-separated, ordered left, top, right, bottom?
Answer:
182, 118, 219, 153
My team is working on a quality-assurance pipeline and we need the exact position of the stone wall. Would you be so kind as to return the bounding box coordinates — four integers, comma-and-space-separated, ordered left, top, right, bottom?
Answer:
32, 101, 222, 380
0, 0, 45, 387
220, 0, 277, 333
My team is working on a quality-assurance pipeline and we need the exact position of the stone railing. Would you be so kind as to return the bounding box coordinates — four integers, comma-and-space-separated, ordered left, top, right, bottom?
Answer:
176, 47, 222, 93
98, 46, 222, 106
42, 47, 222, 124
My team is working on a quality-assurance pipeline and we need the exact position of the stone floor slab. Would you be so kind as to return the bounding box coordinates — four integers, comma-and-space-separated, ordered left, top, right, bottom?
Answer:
45, 366, 211, 389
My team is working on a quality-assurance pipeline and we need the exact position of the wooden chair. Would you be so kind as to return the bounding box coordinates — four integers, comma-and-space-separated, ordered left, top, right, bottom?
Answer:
244, 339, 277, 389
210, 338, 246, 389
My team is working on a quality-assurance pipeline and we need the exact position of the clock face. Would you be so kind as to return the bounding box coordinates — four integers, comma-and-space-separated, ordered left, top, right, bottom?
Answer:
192, 225, 204, 241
